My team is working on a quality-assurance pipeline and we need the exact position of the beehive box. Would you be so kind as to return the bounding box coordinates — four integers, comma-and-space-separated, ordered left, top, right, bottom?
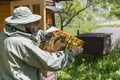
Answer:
77, 33, 111, 54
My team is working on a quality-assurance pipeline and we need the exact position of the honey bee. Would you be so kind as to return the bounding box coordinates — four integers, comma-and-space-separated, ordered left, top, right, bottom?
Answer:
42, 30, 84, 53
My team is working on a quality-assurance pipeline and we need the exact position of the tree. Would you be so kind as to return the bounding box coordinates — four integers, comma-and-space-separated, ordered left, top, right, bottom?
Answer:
90, 0, 120, 16
56, 0, 92, 30
107, 0, 120, 16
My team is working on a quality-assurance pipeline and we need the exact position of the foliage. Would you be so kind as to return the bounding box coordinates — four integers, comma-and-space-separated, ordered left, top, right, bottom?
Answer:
110, 3, 120, 16
56, 0, 120, 31
56, 0, 91, 30
57, 48, 120, 80
90, 0, 120, 16
55, 2, 120, 79
57, 21, 120, 80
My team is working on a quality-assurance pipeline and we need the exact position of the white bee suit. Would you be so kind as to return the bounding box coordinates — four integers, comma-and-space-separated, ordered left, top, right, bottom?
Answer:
0, 25, 75, 80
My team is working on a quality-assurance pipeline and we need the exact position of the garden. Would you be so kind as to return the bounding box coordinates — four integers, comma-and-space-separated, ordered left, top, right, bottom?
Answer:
57, 23, 120, 80
55, 0, 120, 79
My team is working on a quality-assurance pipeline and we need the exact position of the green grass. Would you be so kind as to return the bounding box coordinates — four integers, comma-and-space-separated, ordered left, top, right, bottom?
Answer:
57, 21, 120, 80
57, 49, 120, 80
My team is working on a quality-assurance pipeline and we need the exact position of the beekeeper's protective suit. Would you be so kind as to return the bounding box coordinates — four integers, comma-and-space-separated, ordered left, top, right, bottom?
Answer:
0, 7, 75, 80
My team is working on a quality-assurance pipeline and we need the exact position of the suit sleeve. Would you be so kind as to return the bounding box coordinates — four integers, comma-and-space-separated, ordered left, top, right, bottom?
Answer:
6, 37, 75, 71
22, 41, 75, 71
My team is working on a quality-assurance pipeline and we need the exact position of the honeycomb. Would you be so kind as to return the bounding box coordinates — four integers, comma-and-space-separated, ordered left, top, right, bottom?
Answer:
42, 30, 84, 53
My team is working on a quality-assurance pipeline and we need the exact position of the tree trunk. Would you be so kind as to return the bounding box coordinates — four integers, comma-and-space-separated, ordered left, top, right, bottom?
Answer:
61, 26, 64, 31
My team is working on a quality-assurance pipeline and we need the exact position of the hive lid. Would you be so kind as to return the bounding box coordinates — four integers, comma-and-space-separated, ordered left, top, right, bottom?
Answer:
77, 33, 111, 38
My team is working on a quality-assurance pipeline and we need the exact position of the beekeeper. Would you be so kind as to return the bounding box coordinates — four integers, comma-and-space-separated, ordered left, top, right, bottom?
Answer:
0, 6, 83, 80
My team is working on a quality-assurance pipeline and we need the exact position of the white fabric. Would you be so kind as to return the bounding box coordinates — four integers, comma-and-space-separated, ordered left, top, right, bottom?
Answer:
5, 6, 41, 24
46, 26, 59, 33
0, 26, 75, 80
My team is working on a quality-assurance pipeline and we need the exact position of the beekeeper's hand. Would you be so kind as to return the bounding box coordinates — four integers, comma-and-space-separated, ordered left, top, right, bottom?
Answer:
46, 27, 59, 34
71, 46, 83, 56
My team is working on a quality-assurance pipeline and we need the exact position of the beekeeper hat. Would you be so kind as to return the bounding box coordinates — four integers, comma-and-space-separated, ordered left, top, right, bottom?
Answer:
5, 6, 41, 24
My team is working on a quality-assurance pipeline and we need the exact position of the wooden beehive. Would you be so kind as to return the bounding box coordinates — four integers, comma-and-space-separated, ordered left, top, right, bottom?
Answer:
0, 2, 10, 32
77, 33, 111, 55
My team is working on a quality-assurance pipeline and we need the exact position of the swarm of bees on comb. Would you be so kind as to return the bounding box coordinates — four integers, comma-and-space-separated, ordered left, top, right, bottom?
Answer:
42, 30, 84, 53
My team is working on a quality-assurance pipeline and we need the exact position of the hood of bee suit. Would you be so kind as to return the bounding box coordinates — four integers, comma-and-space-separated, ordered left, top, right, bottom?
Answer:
3, 23, 42, 46
7, 23, 26, 32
